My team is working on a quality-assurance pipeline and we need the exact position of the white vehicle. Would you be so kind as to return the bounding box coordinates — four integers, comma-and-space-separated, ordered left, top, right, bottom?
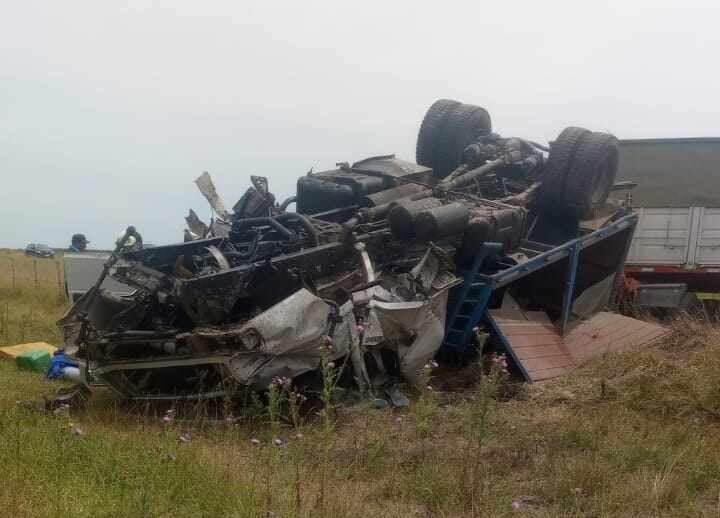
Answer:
63, 251, 135, 302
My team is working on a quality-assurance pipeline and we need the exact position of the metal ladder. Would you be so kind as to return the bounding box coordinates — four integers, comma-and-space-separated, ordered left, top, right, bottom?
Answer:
443, 243, 502, 353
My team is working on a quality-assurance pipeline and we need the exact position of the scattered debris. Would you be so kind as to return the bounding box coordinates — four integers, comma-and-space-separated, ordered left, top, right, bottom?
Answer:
45, 384, 91, 411
15, 349, 52, 372
0, 342, 56, 365
45, 348, 81, 381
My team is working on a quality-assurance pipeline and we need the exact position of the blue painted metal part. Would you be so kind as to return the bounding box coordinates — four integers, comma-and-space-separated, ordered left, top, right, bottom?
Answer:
560, 243, 580, 335
441, 212, 639, 354
485, 313, 532, 382
443, 242, 502, 353
481, 213, 638, 290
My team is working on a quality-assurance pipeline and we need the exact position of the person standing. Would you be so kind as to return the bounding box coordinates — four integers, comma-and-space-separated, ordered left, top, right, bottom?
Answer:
68, 233, 89, 252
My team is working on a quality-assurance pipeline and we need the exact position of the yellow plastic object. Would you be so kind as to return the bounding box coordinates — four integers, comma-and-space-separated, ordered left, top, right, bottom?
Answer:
0, 342, 57, 361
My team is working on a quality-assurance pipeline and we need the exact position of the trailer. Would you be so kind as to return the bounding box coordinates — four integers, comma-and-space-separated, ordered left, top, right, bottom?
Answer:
617, 138, 720, 307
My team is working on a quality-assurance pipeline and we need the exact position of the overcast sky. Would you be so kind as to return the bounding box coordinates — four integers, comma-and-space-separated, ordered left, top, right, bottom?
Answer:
1, 0, 719, 249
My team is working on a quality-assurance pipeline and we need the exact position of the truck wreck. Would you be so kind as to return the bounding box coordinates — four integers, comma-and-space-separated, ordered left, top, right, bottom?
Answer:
59, 99, 659, 401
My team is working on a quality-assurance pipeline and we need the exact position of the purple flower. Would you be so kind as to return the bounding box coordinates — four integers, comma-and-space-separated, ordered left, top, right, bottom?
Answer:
179, 432, 192, 443
511, 500, 521, 510
492, 353, 510, 374
162, 409, 176, 423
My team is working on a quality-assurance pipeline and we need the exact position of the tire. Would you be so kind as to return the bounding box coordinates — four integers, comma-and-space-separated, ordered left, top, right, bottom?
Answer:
540, 127, 591, 209
432, 103, 492, 178
564, 132, 619, 219
416, 99, 461, 169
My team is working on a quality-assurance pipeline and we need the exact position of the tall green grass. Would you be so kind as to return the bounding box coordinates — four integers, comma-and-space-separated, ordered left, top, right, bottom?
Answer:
2, 250, 720, 516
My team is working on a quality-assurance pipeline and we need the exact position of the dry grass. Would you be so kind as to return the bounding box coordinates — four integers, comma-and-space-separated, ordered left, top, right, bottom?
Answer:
2, 250, 720, 517
0, 250, 68, 345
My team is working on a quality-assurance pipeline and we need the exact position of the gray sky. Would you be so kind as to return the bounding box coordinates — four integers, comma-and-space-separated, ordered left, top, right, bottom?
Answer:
2, 0, 719, 249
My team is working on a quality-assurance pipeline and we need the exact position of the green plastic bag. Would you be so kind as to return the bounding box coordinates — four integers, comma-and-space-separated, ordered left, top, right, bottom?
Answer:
16, 350, 51, 373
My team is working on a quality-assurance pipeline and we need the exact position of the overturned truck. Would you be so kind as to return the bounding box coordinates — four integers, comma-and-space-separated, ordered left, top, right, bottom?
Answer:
59, 99, 648, 400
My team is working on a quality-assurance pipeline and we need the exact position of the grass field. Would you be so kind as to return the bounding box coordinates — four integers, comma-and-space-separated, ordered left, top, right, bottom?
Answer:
2, 250, 720, 517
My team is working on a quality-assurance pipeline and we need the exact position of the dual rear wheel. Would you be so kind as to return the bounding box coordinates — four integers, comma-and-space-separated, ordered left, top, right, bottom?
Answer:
416, 99, 619, 218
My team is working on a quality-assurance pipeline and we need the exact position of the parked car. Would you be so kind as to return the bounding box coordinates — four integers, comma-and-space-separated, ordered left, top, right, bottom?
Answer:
25, 243, 55, 258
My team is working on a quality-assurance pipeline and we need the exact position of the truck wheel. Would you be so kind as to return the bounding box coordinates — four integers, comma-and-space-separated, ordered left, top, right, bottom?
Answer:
564, 132, 619, 219
416, 99, 461, 170
540, 127, 591, 210
433, 103, 492, 178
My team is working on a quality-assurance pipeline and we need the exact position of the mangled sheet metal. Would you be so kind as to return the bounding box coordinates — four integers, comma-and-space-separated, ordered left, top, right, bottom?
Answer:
194, 171, 230, 220
180, 289, 349, 388
58, 228, 459, 398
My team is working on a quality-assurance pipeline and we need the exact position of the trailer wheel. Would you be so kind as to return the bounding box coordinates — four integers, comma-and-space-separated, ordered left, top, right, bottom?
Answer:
433, 103, 492, 178
565, 132, 619, 219
416, 99, 461, 171
540, 127, 591, 210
